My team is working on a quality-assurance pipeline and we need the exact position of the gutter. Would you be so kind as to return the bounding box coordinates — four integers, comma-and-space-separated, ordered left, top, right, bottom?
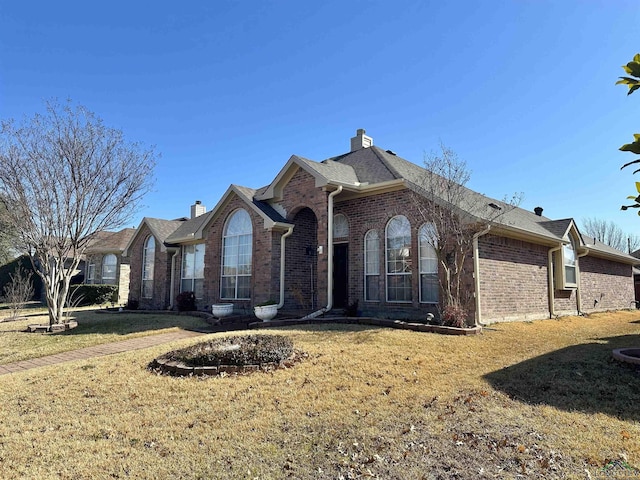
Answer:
472, 225, 491, 327
302, 185, 343, 319
547, 245, 562, 318
277, 226, 295, 309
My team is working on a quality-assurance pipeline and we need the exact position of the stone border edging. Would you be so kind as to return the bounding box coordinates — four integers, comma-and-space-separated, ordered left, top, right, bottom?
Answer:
248, 317, 482, 335
612, 348, 640, 366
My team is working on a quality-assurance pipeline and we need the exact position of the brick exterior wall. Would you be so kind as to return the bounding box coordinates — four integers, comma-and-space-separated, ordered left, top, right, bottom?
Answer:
478, 235, 550, 322
477, 234, 635, 323
127, 225, 172, 310
578, 255, 634, 312
334, 189, 439, 320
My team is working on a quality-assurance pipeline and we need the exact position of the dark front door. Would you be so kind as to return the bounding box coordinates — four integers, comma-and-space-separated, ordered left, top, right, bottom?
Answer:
333, 244, 348, 309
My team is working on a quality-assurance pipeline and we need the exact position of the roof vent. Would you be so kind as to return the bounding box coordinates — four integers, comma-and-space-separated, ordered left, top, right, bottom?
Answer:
191, 200, 206, 219
386, 149, 397, 156
534, 206, 543, 216
350, 129, 373, 152
488, 202, 502, 210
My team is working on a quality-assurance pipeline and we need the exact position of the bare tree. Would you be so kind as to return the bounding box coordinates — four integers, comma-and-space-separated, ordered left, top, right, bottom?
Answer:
581, 217, 640, 253
0, 199, 18, 265
412, 144, 521, 327
3, 263, 34, 319
0, 100, 156, 326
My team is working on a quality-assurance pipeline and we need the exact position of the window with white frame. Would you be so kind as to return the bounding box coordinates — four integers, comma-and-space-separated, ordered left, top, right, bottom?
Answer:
364, 230, 380, 301
86, 261, 96, 284
101, 254, 117, 285
386, 215, 412, 302
181, 244, 205, 299
554, 236, 578, 289
142, 236, 155, 298
419, 223, 439, 303
221, 209, 252, 299
333, 213, 349, 239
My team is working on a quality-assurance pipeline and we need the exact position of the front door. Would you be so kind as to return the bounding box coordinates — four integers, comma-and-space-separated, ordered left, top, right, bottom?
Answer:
333, 244, 348, 309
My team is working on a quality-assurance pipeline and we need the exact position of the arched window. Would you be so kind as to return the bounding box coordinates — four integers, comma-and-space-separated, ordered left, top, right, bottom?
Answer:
221, 209, 252, 299
364, 230, 380, 301
102, 254, 118, 285
333, 214, 349, 239
142, 236, 155, 298
419, 224, 438, 303
386, 215, 412, 302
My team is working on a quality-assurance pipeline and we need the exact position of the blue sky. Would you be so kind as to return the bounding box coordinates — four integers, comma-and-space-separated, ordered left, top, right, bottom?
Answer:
2, 1, 639, 236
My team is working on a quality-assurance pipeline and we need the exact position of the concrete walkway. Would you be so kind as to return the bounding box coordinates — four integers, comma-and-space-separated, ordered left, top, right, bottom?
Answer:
0, 329, 206, 376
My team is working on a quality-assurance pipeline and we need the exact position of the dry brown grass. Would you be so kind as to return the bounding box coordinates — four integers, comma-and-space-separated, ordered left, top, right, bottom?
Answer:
0, 311, 639, 479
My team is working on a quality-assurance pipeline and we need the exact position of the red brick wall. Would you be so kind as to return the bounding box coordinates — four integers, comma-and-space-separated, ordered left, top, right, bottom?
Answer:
478, 234, 550, 322
578, 255, 634, 312
127, 224, 172, 310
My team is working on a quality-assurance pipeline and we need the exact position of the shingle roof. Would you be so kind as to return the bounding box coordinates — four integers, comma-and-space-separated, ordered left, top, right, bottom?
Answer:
145, 218, 185, 243
85, 228, 136, 253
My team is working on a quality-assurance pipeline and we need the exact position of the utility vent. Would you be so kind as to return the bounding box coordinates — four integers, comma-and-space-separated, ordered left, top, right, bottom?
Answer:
386, 149, 397, 156
488, 202, 501, 210
534, 206, 543, 216
350, 129, 373, 152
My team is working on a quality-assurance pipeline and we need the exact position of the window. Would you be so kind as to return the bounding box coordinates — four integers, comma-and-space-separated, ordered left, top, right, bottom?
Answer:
364, 230, 380, 301
101, 254, 117, 285
86, 261, 95, 284
142, 236, 155, 298
386, 215, 412, 302
419, 224, 439, 303
555, 236, 578, 289
221, 209, 252, 299
181, 244, 205, 299
333, 214, 349, 239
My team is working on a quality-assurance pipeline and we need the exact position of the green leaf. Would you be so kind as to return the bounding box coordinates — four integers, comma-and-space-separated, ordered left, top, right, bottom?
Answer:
620, 135, 640, 155
634, 53, 640, 63
636, 182, 640, 194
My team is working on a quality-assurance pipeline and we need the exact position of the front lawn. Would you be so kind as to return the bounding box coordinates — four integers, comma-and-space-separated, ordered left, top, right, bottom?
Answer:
0, 309, 211, 365
0, 311, 639, 479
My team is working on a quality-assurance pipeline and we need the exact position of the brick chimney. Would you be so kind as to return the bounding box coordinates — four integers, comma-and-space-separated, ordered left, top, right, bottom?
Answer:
350, 128, 373, 152
191, 200, 206, 219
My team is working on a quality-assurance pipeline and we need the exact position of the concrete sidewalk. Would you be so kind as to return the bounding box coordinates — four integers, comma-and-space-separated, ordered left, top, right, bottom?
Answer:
0, 329, 206, 376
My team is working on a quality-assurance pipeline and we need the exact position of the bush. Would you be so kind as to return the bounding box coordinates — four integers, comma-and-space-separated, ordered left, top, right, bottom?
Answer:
176, 291, 196, 311
68, 285, 118, 306
164, 334, 294, 367
441, 303, 468, 328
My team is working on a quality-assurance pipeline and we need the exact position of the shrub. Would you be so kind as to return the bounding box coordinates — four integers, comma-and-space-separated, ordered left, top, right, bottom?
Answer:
164, 334, 294, 367
68, 285, 118, 306
176, 291, 196, 311
440, 303, 468, 328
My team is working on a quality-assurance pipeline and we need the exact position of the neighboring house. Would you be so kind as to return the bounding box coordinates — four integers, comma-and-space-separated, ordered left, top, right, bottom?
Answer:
84, 228, 136, 304
124, 130, 638, 323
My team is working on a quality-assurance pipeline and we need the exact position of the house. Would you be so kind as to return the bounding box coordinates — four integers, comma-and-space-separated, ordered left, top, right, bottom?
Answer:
123, 130, 638, 324
84, 228, 136, 304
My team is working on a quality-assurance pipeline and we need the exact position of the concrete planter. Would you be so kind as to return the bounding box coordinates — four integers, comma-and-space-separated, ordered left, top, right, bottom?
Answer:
254, 304, 278, 321
211, 303, 234, 318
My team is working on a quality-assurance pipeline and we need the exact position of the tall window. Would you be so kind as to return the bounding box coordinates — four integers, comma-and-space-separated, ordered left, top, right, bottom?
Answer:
142, 236, 155, 298
563, 239, 577, 286
386, 215, 412, 302
221, 209, 252, 299
182, 244, 205, 299
419, 224, 439, 303
86, 261, 96, 284
364, 230, 380, 301
102, 254, 117, 285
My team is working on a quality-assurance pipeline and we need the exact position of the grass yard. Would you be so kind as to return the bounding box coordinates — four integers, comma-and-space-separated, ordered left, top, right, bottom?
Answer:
0, 311, 639, 479
0, 308, 210, 365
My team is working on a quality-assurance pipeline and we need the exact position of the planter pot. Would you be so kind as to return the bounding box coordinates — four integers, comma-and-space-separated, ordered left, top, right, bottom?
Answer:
254, 304, 278, 321
211, 303, 234, 318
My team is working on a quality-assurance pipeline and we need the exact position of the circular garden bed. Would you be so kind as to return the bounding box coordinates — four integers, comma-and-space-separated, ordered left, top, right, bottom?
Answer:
149, 334, 305, 377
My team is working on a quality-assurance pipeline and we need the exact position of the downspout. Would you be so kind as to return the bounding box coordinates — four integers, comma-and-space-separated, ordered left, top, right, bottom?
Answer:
576, 248, 589, 315
548, 245, 562, 318
168, 248, 179, 310
472, 225, 491, 327
302, 185, 343, 319
277, 226, 294, 309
